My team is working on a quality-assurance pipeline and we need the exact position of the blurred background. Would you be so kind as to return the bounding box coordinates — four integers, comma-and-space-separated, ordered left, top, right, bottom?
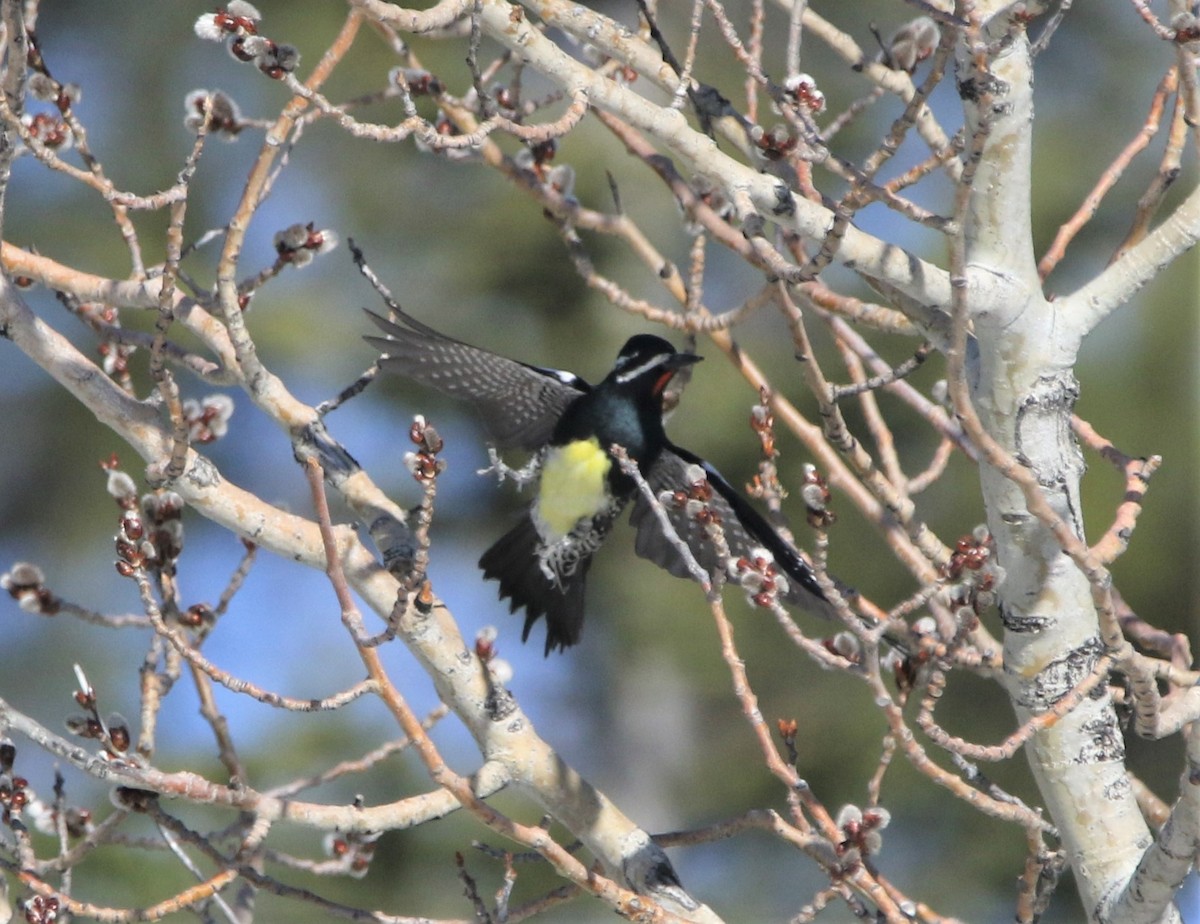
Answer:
0, 1, 1196, 920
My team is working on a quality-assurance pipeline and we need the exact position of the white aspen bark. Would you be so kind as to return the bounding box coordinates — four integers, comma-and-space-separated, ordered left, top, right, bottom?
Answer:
957, 19, 1173, 922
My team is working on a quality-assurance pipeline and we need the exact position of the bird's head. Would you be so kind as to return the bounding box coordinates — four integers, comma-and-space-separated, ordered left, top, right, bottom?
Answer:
606, 335, 702, 398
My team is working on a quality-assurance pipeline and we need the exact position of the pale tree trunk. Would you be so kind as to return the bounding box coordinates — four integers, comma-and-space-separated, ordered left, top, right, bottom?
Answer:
956, 9, 1180, 921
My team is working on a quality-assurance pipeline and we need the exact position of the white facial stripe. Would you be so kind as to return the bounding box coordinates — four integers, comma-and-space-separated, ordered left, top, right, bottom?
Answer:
614, 353, 673, 384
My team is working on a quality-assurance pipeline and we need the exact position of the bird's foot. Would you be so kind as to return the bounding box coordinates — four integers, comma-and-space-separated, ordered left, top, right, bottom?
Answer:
478, 447, 540, 488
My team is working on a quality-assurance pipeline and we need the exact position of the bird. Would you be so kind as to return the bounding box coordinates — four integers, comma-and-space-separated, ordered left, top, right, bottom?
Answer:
366, 307, 834, 654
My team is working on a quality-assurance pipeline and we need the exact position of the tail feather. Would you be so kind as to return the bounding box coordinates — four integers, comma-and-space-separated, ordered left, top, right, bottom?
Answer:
479, 515, 591, 655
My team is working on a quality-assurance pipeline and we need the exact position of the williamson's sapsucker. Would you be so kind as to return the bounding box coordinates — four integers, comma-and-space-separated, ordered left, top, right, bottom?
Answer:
367, 308, 835, 654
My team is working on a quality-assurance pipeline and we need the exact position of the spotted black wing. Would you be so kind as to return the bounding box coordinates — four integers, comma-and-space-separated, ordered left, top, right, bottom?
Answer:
629, 444, 836, 617
365, 308, 587, 451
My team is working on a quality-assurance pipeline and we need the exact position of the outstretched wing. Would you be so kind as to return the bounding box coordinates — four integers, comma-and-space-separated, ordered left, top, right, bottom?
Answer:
629, 444, 837, 617
365, 308, 587, 451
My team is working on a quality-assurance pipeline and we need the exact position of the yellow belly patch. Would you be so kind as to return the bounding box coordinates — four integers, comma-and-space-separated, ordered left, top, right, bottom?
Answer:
535, 438, 612, 541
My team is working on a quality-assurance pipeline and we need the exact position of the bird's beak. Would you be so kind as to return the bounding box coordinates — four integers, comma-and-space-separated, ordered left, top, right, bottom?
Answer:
666, 352, 702, 370
653, 352, 701, 396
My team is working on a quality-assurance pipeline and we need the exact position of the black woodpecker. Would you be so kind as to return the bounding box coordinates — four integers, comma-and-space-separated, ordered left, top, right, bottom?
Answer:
366, 308, 834, 654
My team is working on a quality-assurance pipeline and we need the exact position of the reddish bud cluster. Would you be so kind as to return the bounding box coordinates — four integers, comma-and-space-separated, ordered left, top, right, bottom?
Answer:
528, 138, 556, 167
80, 302, 118, 325
836, 803, 891, 859
324, 830, 381, 879
782, 73, 826, 114
776, 717, 800, 763
407, 453, 441, 481
63, 714, 102, 740
1, 562, 60, 615
22, 894, 59, 924
492, 84, 517, 111
393, 67, 444, 97
511, 135, 561, 183
74, 302, 135, 381
142, 492, 185, 573
19, 58, 79, 154
753, 124, 798, 161
212, 7, 260, 35
749, 399, 777, 457
405, 416, 446, 483
115, 511, 155, 577
1, 771, 29, 820
475, 624, 513, 681
194, 3, 299, 80
66, 672, 132, 759
0, 740, 30, 843
27, 69, 80, 114
801, 465, 836, 528
234, 37, 299, 79
96, 339, 133, 380
182, 394, 235, 443
409, 416, 444, 454
935, 528, 1002, 621
822, 630, 862, 663
1173, 13, 1200, 44
183, 89, 243, 138
63, 710, 129, 754
24, 111, 69, 148
101, 459, 137, 514
273, 222, 338, 268
73, 685, 96, 711
179, 603, 216, 629
109, 470, 186, 581
670, 474, 712, 506
883, 640, 937, 702
887, 649, 918, 697
1011, 4, 1040, 26
413, 579, 435, 615
885, 17, 940, 73
670, 472, 722, 530
736, 553, 782, 608
107, 720, 131, 754
942, 531, 991, 580
55, 805, 94, 839
517, 138, 558, 182
433, 110, 458, 137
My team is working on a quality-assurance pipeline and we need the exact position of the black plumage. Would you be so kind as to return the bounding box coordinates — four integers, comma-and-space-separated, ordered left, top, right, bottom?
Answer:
366, 308, 833, 654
